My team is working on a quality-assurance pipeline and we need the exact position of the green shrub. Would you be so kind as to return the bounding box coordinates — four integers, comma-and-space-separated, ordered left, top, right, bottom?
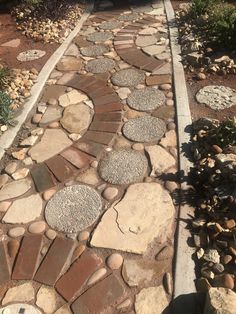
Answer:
0, 67, 11, 90
207, 117, 236, 148
0, 91, 13, 125
189, 0, 218, 18
208, 3, 236, 48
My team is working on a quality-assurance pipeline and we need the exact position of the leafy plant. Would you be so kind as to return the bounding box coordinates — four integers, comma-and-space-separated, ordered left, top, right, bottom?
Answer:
0, 67, 11, 90
189, 0, 218, 18
207, 117, 236, 148
0, 91, 13, 125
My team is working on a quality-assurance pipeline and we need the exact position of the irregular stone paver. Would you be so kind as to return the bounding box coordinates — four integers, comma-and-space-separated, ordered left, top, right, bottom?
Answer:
3, 194, 42, 224
56, 56, 83, 71
60, 103, 93, 134
128, 87, 165, 111
29, 129, 72, 163
100, 20, 122, 30
118, 12, 139, 21
87, 31, 113, 42
0, 178, 31, 202
40, 106, 62, 125
142, 44, 166, 56
36, 286, 57, 314
196, 85, 236, 110
91, 183, 175, 254
136, 35, 157, 47
17, 50, 46, 61
123, 116, 166, 142
2, 282, 35, 305
45, 185, 102, 233
59, 90, 88, 107
85, 57, 116, 73
135, 286, 169, 314
111, 68, 145, 87
139, 27, 158, 35
98, 149, 148, 185
0, 304, 42, 314
80, 44, 109, 57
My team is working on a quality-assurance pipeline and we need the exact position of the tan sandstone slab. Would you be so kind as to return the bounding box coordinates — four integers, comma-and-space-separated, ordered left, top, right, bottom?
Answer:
29, 129, 72, 163
2, 282, 35, 305
2, 194, 43, 224
91, 183, 175, 254
0, 178, 31, 202
145, 145, 175, 175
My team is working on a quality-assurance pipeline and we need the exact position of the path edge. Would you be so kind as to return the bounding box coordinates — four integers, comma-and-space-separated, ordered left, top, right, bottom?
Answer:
164, 0, 197, 301
0, 0, 94, 161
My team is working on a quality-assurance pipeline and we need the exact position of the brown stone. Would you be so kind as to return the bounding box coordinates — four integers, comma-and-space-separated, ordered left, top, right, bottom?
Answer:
75, 141, 105, 158
55, 251, 103, 301
94, 112, 122, 122
83, 131, 114, 145
212, 274, 235, 289
12, 235, 43, 280
60, 147, 90, 169
45, 155, 74, 182
71, 274, 125, 313
0, 242, 11, 285
146, 74, 172, 86
31, 163, 56, 193
7, 239, 20, 260
89, 121, 120, 133
34, 237, 74, 286
223, 219, 236, 229
94, 103, 122, 114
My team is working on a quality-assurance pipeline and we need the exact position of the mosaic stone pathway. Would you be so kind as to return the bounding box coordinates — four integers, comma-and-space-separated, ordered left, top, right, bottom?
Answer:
0, 0, 179, 313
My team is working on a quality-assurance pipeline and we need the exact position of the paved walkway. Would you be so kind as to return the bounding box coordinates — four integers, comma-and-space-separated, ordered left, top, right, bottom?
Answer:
0, 0, 179, 313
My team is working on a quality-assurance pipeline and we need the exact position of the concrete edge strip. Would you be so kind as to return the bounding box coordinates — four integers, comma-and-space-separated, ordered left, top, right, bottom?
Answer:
0, 0, 94, 161
164, 0, 197, 299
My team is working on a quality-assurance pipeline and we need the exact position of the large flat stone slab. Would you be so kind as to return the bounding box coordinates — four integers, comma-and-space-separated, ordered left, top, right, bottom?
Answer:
29, 129, 72, 163
91, 182, 175, 254
0, 178, 31, 201
56, 56, 83, 71
0, 304, 42, 314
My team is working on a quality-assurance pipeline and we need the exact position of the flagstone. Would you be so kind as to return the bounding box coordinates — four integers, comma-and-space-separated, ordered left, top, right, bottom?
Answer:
136, 35, 157, 47
36, 286, 58, 314
40, 106, 62, 125
2, 282, 35, 305
0, 304, 42, 314
0, 178, 31, 202
56, 56, 83, 71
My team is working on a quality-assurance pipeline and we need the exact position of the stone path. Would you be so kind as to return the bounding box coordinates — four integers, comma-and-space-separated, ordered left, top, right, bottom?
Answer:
0, 0, 178, 313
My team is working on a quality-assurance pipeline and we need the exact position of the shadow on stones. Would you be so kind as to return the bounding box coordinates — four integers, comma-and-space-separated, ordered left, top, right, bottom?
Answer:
168, 292, 205, 314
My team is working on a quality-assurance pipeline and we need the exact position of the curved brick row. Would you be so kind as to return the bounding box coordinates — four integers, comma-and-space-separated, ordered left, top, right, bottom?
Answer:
30, 75, 122, 193
114, 16, 167, 72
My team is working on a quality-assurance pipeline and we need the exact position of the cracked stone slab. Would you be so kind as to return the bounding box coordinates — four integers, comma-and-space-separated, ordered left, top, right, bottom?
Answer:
122, 116, 166, 142
0, 304, 42, 314
85, 58, 116, 74
80, 45, 109, 57
45, 185, 102, 233
100, 20, 123, 30
91, 182, 175, 254
87, 31, 113, 43
28, 129, 72, 163
98, 149, 148, 185
17, 50, 45, 61
127, 87, 165, 111
0, 178, 31, 202
196, 85, 236, 110
111, 69, 145, 87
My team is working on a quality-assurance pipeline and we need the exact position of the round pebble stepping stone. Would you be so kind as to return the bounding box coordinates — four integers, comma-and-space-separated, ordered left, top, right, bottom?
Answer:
100, 20, 122, 30
196, 85, 236, 110
17, 50, 46, 62
118, 12, 139, 21
80, 44, 109, 57
135, 35, 157, 47
86, 58, 116, 74
45, 185, 103, 233
111, 68, 145, 87
98, 149, 148, 185
123, 116, 166, 142
127, 87, 165, 111
0, 304, 42, 314
87, 31, 113, 43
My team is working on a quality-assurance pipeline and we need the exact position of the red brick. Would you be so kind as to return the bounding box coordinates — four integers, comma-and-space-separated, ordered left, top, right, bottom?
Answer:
31, 163, 56, 193
55, 251, 103, 301
94, 103, 122, 114
45, 155, 74, 182
142, 59, 165, 72
12, 235, 43, 280
71, 274, 125, 313
94, 112, 122, 122
60, 147, 91, 169
0, 242, 11, 284
89, 87, 114, 98
74, 141, 105, 158
34, 237, 74, 286
93, 94, 120, 106
89, 121, 120, 133
114, 36, 134, 41
83, 131, 114, 145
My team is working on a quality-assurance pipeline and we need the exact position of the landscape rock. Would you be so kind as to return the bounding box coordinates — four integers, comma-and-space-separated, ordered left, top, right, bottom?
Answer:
0, 178, 31, 202
204, 287, 236, 314
2, 283, 35, 305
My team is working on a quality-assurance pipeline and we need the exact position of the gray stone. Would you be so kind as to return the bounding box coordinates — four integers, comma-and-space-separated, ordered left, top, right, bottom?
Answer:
142, 45, 166, 56
0, 178, 31, 202
56, 56, 83, 71
100, 21, 122, 30
60, 103, 93, 134
0, 304, 42, 314
87, 31, 113, 43
132, 5, 153, 13
127, 87, 165, 111
85, 58, 116, 73
135, 286, 168, 314
91, 182, 175, 254
17, 50, 45, 61
2, 283, 35, 305
139, 27, 158, 35
153, 62, 172, 75
123, 116, 166, 142
196, 85, 236, 110
45, 185, 102, 233
118, 13, 139, 21
111, 69, 145, 87
3, 194, 42, 224
29, 129, 72, 163
136, 35, 157, 47
98, 149, 148, 185
40, 106, 62, 125
204, 287, 236, 314
80, 45, 109, 57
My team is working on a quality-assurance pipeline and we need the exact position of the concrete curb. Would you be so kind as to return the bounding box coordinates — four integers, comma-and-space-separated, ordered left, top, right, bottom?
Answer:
0, 1, 94, 161
164, 0, 197, 304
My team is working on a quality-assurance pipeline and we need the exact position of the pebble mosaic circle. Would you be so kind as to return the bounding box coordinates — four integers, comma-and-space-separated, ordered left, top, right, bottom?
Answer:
87, 31, 113, 43
98, 149, 148, 185
45, 185, 102, 233
100, 20, 123, 30
111, 68, 145, 87
17, 50, 46, 62
85, 58, 116, 73
122, 116, 166, 142
127, 87, 166, 111
80, 45, 109, 57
